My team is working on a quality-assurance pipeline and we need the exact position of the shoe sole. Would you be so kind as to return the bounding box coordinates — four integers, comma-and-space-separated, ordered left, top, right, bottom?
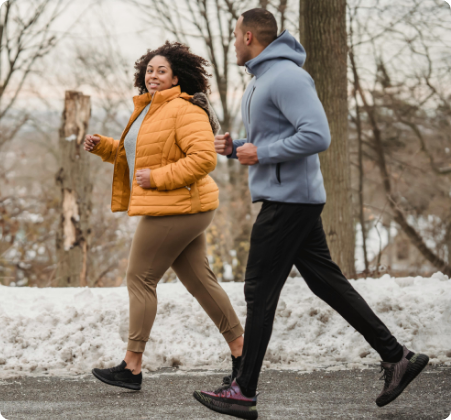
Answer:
376, 354, 429, 407
193, 391, 258, 420
91, 369, 141, 391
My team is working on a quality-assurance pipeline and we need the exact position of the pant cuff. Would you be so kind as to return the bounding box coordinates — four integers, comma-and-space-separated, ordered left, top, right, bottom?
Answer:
127, 338, 146, 353
223, 323, 244, 343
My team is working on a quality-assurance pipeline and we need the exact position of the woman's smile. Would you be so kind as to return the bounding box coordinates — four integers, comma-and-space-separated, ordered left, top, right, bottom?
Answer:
145, 55, 178, 93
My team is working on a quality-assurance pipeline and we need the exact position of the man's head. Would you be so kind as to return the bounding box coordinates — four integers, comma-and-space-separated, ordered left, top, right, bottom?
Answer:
234, 8, 278, 66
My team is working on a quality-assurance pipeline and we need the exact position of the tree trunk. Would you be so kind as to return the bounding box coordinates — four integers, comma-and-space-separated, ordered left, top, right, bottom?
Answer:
353, 87, 369, 274
299, 0, 355, 277
56, 91, 92, 287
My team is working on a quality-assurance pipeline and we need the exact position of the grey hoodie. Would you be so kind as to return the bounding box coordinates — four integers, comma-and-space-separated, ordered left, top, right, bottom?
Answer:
228, 30, 331, 204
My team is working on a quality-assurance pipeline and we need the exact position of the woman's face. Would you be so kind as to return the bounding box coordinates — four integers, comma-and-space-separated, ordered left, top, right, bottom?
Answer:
145, 55, 178, 95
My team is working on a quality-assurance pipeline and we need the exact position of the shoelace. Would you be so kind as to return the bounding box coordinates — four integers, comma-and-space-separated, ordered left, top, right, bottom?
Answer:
213, 384, 239, 398
379, 364, 394, 388
109, 364, 125, 373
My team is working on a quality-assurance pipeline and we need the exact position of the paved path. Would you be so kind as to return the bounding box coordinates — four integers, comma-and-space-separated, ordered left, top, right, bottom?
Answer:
0, 366, 450, 419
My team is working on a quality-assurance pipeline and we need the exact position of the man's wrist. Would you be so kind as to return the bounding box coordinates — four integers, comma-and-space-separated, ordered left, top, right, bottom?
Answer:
226, 142, 236, 159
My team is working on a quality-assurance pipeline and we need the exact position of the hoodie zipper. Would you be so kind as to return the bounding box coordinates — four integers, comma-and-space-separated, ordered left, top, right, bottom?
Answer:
248, 86, 256, 124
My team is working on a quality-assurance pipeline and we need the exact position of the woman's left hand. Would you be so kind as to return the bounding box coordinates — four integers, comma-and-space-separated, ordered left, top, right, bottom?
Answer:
136, 168, 152, 189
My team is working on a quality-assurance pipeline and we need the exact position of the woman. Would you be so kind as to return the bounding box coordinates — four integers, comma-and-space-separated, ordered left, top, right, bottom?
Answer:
84, 42, 243, 391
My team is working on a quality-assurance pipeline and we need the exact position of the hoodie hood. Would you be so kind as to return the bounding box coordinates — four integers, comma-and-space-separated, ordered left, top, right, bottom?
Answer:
245, 30, 306, 78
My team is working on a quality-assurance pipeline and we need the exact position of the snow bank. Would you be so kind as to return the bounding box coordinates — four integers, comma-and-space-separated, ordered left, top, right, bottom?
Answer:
0, 274, 450, 378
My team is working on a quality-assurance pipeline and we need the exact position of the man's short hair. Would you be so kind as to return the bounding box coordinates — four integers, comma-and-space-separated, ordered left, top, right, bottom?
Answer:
241, 8, 278, 47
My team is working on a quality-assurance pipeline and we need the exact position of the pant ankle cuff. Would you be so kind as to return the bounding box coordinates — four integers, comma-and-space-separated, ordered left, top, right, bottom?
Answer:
236, 378, 255, 398
128, 338, 146, 353
223, 323, 244, 343
382, 344, 404, 363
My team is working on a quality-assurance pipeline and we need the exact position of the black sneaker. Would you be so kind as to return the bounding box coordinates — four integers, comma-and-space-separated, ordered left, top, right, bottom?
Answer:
92, 361, 142, 391
222, 355, 242, 386
376, 345, 429, 407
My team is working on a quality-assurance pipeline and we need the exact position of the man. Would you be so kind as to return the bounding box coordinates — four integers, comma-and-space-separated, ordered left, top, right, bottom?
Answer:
193, 8, 429, 420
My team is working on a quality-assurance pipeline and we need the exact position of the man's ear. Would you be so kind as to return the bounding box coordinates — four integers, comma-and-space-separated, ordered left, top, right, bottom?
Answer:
245, 31, 254, 46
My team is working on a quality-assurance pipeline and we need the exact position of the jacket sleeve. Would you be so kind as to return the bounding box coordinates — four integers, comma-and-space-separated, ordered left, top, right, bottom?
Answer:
149, 104, 217, 191
90, 134, 119, 164
256, 69, 331, 165
227, 139, 247, 159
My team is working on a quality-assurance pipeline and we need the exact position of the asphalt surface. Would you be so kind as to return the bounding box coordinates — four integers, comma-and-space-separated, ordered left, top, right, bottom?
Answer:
0, 365, 450, 420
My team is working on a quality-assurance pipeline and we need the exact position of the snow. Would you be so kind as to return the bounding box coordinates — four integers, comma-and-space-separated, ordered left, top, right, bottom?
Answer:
0, 274, 450, 378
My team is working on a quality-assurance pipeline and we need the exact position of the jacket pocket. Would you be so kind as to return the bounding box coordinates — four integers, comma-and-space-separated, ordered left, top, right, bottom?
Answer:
276, 163, 281, 184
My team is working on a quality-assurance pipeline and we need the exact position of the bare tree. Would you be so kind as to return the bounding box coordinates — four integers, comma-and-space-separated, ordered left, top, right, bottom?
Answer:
126, 0, 253, 280
0, 0, 81, 287
348, 0, 451, 276
299, 0, 356, 277
0, 1, 133, 288
0, 0, 75, 147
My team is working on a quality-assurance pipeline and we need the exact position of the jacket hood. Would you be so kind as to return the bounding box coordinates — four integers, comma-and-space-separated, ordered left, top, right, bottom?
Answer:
245, 30, 306, 78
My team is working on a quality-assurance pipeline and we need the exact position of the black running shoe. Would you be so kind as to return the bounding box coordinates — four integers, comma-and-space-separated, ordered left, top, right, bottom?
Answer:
376, 345, 429, 407
193, 379, 258, 420
222, 355, 242, 386
92, 361, 142, 391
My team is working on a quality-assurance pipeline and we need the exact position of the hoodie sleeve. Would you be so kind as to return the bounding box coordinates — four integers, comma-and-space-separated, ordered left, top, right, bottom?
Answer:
257, 69, 331, 165
227, 139, 247, 159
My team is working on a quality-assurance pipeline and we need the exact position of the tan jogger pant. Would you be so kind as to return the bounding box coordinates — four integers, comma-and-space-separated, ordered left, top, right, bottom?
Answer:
126, 210, 243, 352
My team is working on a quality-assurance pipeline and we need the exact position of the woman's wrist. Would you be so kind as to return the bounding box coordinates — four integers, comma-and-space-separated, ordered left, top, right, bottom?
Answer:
149, 172, 157, 189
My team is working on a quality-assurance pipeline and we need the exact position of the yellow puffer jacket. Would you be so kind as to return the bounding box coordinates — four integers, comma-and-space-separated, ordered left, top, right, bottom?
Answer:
91, 86, 219, 216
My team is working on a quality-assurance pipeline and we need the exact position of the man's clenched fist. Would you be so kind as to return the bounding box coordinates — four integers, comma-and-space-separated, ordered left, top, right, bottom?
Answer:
214, 132, 233, 156
237, 143, 259, 166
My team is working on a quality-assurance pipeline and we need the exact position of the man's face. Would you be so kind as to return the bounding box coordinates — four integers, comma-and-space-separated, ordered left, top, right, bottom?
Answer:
234, 16, 252, 66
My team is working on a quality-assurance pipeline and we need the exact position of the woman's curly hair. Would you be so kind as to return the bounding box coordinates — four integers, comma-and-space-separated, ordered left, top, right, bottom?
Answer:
134, 41, 212, 95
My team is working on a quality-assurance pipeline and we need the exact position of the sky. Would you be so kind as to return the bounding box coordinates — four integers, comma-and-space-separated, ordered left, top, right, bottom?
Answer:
55, 0, 163, 64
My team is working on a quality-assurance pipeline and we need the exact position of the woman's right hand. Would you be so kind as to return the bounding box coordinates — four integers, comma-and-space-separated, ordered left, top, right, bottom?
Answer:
84, 135, 101, 152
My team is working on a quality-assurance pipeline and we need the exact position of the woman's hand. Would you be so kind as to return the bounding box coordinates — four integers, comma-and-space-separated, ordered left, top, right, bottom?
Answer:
84, 135, 101, 152
136, 168, 152, 189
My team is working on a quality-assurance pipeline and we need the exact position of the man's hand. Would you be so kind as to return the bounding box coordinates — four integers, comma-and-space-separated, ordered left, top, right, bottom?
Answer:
136, 168, 152, 189
237, 143, 259, 165
214, 132, 233, 156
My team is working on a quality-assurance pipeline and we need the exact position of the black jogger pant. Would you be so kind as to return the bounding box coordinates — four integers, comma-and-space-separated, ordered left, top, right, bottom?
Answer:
236, 201, 403, 397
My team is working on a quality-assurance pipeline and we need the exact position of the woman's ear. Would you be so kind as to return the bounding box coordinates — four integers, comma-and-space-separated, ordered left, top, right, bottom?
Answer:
172, 76, 179, 86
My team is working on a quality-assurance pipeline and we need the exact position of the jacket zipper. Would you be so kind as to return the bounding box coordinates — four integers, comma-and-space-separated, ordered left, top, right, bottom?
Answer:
248, 86, 256, 124
276, 163, 281, 184
128, 97, 154, 210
